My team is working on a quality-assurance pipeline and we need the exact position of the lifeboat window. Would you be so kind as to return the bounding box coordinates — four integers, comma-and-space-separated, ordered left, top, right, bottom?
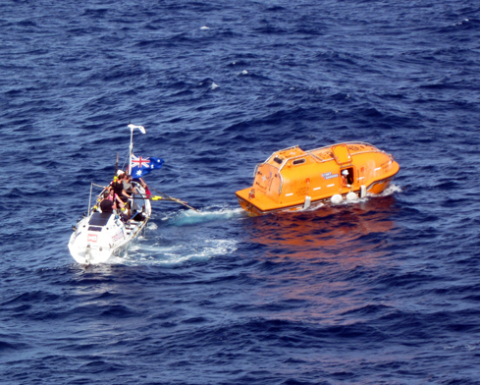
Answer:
293, 158, 306, 165
274, 157, 283, 165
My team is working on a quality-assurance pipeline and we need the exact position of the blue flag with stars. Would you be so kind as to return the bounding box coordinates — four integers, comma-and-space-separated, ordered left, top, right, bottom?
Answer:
130, 153, 164, 178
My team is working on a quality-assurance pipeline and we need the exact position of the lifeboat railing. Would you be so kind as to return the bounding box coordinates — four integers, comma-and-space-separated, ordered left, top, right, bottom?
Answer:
308, 141, 385, 163
262, 142, 383, 170
252, 163, 263, 177
263, 145, 300, 168
309, 141, 380, 154
277, 153, 316, 171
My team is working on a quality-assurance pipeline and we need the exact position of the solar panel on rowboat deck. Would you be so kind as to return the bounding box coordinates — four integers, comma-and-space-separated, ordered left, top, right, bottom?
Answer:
88, 212, 112, 227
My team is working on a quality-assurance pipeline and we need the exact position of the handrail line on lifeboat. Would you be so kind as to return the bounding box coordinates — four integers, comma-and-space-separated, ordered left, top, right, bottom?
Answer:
278, 153, 316, 171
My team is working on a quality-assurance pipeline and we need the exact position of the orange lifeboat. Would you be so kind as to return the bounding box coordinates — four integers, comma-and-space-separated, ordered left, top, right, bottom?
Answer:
236, 142, 400, 216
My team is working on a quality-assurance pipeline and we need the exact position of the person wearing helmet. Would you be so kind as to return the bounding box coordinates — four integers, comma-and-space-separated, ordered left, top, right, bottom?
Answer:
341, 169, 352, 187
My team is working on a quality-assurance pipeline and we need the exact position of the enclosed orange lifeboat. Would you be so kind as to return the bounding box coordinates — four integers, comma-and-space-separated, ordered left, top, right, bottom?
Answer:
236, 142, 400, 216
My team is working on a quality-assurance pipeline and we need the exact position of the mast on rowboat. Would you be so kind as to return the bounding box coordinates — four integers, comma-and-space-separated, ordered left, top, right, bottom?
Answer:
127, 124, 146, 213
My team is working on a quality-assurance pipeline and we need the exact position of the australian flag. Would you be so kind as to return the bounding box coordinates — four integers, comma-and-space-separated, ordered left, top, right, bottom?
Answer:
130, 154, 164, 178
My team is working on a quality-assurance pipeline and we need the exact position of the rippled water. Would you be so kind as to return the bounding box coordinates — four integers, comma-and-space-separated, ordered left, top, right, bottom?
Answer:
2, 1, 480, 384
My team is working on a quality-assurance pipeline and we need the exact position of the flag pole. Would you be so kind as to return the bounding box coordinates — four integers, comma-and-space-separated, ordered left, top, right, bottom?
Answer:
127, 124, 146, 175
129, 128, 133, 175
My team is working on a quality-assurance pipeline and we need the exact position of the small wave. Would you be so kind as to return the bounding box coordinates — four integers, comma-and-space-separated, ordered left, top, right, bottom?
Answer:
147, 222, 158, 230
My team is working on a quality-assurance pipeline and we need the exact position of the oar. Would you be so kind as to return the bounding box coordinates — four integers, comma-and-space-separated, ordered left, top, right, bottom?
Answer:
133, 192, 199, 212
150, 195, 199, 212
148, 186, 199, 211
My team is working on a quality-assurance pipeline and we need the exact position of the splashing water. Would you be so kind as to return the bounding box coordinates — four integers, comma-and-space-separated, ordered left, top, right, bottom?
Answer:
165, 206, 246, 226
378, 183, 402, 196
107, 206, 243, 266
298, 184, 402, 211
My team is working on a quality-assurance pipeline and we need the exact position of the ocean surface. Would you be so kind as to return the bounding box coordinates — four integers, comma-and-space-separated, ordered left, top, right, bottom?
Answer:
1, 1, 480, 384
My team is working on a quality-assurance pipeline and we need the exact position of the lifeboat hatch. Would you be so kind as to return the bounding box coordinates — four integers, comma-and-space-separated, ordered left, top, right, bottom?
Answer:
332, 144, 351, 165
341, 167, 354, 187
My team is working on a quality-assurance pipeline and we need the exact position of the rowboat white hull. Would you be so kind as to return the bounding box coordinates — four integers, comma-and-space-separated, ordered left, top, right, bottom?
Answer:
69, 183, 151, 264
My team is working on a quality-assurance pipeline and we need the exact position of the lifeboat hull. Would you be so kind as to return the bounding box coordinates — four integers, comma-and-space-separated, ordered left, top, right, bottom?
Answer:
236, 142, 399, 216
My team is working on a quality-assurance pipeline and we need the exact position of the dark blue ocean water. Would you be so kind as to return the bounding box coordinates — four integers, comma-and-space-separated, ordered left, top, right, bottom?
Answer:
2, 1, 480, 384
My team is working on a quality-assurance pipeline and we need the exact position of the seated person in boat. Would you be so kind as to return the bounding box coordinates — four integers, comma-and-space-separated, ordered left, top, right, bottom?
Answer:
132, 176, 151, 198
99, 191, 124, 214
112, 171, 132, 204
99, 191, 132, 222
122, 174, 138, 196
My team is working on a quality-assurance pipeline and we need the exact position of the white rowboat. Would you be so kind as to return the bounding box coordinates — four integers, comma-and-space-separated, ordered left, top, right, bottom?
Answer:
69, 124, 152, 264
68, 183, 151, 264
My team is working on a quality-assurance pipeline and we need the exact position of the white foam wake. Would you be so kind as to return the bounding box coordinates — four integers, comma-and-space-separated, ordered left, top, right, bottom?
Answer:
301, 183, 402, 210
106, 206, 243, 266
378, 183, 402, 196
167, 206, 246, 226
